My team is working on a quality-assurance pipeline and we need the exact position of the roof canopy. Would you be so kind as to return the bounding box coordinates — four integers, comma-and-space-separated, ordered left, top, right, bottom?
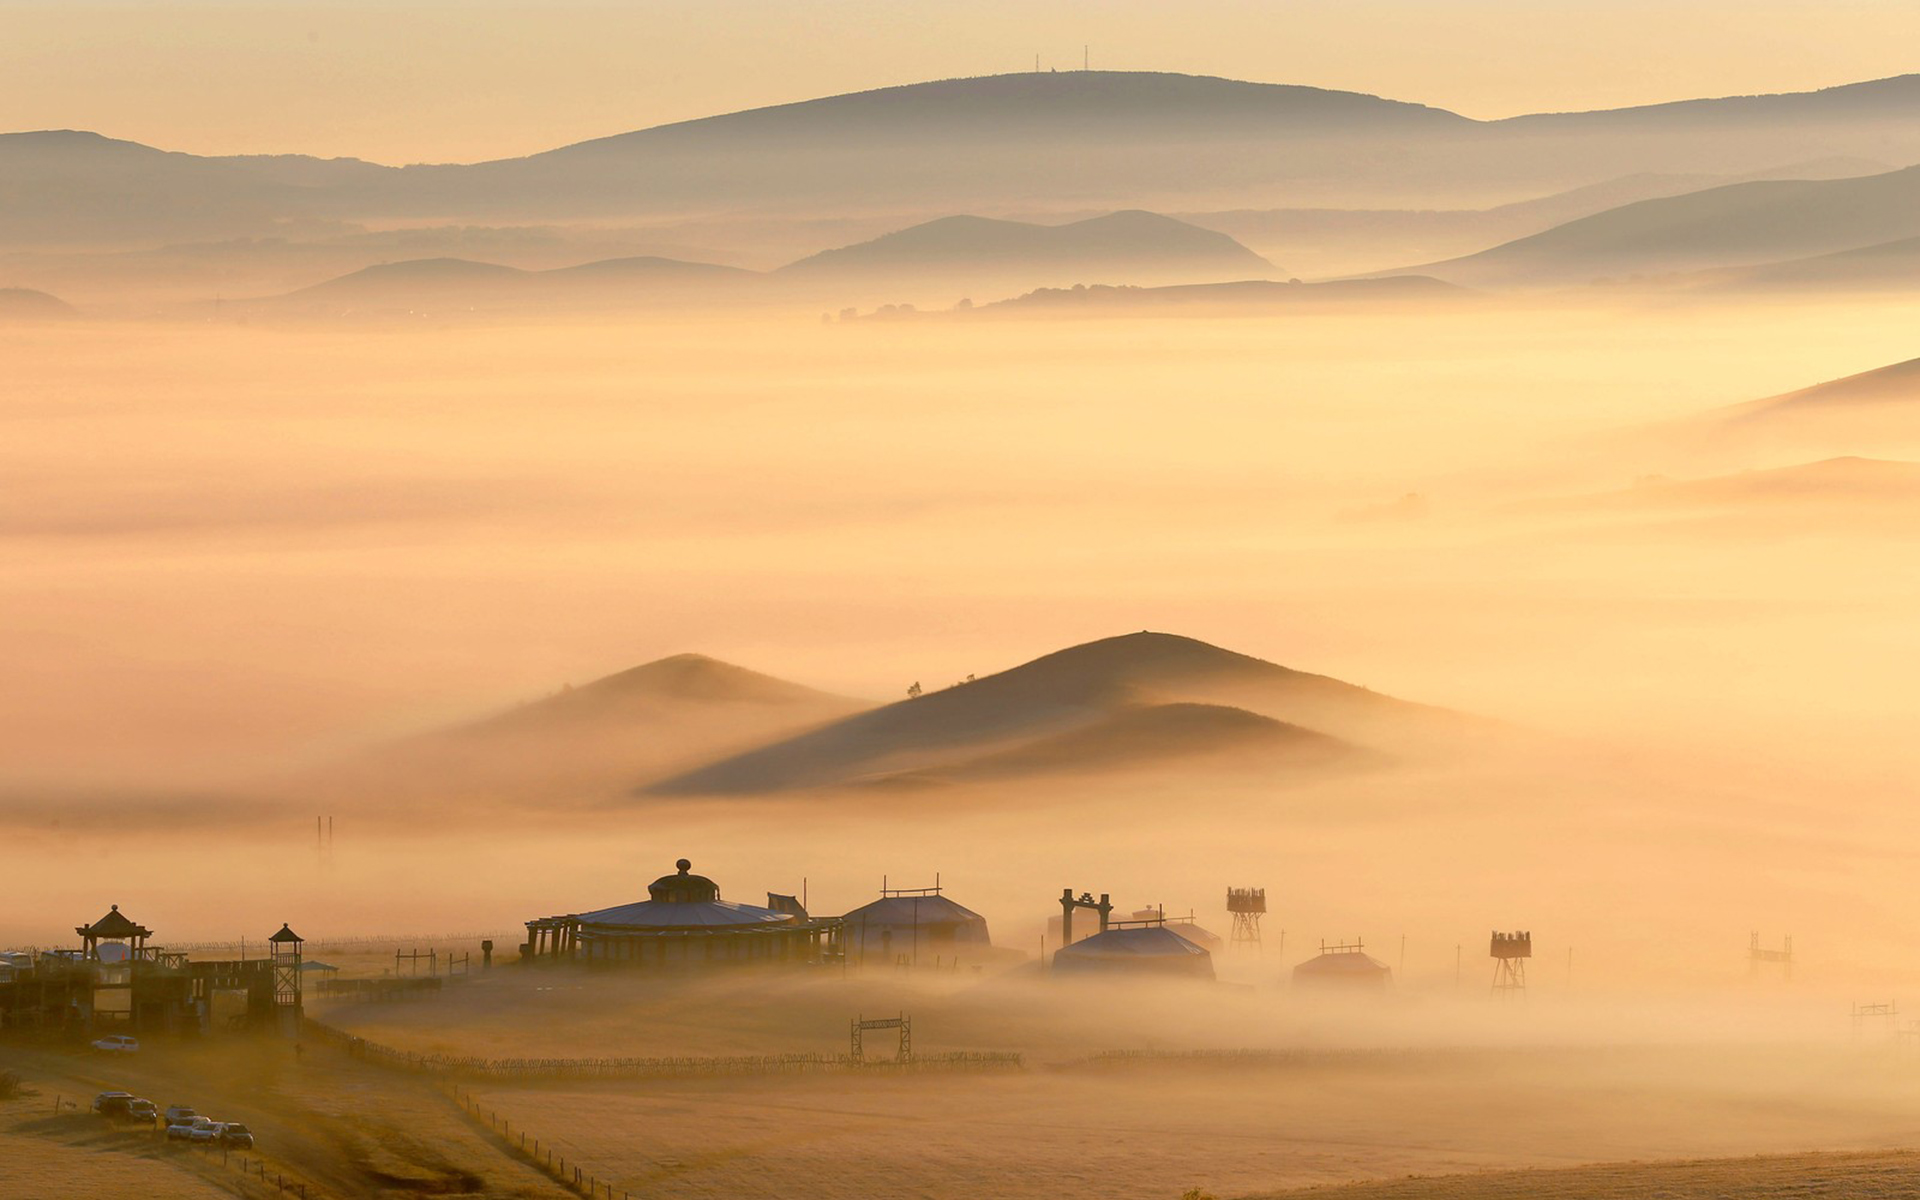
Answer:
1054, 925, 1214, 978
77, 905, 151, 941
842, 894, 986, 926
576, 899, 792, 930
269, 923, 304, 944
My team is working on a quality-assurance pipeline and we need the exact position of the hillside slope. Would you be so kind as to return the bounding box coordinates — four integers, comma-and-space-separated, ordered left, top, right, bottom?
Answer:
644, 631, 1458, 795
783, 211, 1271, 276
1394, 165, 1920, 286
860, 702, 1367, 790
308, 654, 868, 805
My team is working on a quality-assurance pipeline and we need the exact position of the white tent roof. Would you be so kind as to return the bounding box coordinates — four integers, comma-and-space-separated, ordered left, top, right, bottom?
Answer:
1058, 925, 1210, 960
576, 899, 792, 930
842, 894, 985, 926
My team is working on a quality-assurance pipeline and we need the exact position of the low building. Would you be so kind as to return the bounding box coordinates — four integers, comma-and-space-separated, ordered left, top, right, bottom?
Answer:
522, 859, 839, 969
1291, 940, 1393, 989
1052, 921, 1214, 980
1123, 906, 1222, 955
841, 884, 991, 965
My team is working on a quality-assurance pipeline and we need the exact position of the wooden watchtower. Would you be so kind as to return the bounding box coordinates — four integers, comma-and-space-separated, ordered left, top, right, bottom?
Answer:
1226, 887, 1266, 954
1490, 930, 1530, 996
269, 923, 304, 1034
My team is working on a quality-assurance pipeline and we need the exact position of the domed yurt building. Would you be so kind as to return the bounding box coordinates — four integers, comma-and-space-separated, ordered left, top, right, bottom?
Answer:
1052, 920, 1214, 980
523, 859, 836, 969
841, 882, 991, 965
1123, 906, 1223, 955
1291, 939, 1393, 989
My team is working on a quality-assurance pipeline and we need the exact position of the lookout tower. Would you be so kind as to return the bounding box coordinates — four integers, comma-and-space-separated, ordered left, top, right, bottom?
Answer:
269, 923, 304, 1033
1490, 930, 1530, 996
1750, 932, 1793, 981
1226, 887, 1266, 954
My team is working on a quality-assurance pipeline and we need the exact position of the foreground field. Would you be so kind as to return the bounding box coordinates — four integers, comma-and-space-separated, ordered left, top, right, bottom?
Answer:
0, 1039, 570, 1198
1263, 1150, 1920, 1199
0, 1117, 238, 1200
301, 967, 1920, 1200
464, 1047, 1920, 1200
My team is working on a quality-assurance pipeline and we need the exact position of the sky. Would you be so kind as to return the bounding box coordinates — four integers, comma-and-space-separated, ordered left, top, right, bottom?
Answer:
3, 1, 1918, 162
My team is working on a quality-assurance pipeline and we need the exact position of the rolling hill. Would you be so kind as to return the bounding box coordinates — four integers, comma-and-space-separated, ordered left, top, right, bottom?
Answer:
781, 210, 1272, 286
250, 254, 762, 316
1391, 164, 1920, 287
979, 277, 1461, 315
304, 654, 868, 805
1711, 355, 1920, 449
1708, 234, 1920, 292
1520, 457, 1920, 515
251, 213, 1281, 316
642, 631, 1461, 796
1729, 356, 1920, 423
856, 702, 1367, 790
0, 287, 77, 319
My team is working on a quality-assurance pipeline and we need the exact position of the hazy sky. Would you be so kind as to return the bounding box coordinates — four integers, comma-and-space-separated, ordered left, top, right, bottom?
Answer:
5, 1, 1919, 162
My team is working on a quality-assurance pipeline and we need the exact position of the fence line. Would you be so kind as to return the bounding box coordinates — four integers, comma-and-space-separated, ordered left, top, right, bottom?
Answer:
304, 1018, 1020, 1080
152, 1125, 316, 1199
1065, 1046, 1475, 1071
448, 1085, 630, 1200
168, 932, 515, 954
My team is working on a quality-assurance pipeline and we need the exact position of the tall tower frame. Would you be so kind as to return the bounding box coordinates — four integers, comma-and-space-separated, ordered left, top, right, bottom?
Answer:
1227, 887, 1266, 954
269, 923, 304, 1034
1491, 930, 1530, 997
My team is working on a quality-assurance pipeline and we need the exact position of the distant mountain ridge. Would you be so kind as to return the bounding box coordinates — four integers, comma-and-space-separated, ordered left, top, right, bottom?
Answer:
14, 70, 1920, 247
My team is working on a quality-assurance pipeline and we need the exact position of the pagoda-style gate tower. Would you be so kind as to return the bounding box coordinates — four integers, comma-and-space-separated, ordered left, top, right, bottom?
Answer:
1059, 889, 1113, 949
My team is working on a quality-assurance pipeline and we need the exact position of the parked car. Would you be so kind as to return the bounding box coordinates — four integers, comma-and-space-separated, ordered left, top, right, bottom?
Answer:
166, 1116, 217, 1141
91, 1091, 134, 1116
126, 1098, 158, 1122
90, 1034, 139, 1053
164, 1105, 197, 1125
215, 1122, 255, 1149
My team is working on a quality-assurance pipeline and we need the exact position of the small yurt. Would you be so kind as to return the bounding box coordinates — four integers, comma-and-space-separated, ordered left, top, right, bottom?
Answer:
1052, 924, 1214, 980
1291, 940, 1392, 990
1124, 907, 1223, 955
842, 885, 991, 964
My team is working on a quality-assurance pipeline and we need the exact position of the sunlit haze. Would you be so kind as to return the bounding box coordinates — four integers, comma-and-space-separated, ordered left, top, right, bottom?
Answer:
6, 8, 1920, 1200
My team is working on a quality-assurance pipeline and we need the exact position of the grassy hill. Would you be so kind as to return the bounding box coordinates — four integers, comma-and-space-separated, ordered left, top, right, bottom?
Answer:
643, 631, 1456, 795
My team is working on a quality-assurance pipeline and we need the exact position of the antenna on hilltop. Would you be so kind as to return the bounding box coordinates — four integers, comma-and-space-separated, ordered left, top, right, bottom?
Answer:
1084, 45, 1090, 71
